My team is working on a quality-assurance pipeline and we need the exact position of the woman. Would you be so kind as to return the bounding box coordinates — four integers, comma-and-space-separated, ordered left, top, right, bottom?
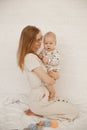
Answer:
17, 25, 78, 120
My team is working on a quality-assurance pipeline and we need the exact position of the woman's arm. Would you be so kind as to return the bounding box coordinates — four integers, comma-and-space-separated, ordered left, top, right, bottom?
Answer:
24, 54, 56, 98
33, 66, 56, 99
33, 66, 55, 85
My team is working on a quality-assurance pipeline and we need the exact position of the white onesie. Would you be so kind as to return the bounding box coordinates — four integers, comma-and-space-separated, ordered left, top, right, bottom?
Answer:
41, 48, 60, 71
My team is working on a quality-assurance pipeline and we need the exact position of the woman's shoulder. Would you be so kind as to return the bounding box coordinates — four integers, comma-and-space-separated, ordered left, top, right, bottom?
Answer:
24, 53, 41, 66
25, 53, 38, 60
24, 53, 42, 71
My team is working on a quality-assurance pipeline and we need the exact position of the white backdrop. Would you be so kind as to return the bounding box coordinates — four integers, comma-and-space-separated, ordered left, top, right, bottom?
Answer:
0, 0, 87, 101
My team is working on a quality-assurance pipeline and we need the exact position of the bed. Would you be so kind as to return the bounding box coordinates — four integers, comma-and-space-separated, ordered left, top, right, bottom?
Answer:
0, 93, 87, 130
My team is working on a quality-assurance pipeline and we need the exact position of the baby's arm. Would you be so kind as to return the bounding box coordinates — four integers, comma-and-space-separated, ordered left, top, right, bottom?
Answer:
38, 51, 48, 64
38, 53, 43, 60
39, 49, 49, 64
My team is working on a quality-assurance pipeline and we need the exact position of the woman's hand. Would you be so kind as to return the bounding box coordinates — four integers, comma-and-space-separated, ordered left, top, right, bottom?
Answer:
48, 70, 59, 80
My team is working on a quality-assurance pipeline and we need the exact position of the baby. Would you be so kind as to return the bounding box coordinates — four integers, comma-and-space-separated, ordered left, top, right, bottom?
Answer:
39, 32, 60, 99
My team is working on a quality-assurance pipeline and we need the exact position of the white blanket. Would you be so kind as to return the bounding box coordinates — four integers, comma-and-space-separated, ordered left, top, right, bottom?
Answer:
0, 93, 87, 130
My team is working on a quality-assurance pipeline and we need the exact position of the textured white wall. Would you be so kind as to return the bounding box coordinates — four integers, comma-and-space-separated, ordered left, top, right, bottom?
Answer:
0, 0, 87, 101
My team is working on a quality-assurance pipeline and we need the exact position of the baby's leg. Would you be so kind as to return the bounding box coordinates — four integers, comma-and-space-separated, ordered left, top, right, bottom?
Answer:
46, 84, 55, 100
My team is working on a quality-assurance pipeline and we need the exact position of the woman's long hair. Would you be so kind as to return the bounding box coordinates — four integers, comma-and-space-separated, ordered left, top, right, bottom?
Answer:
17, 25, 40, 70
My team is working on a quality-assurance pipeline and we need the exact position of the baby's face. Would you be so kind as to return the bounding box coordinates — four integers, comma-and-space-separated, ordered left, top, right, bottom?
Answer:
44, 36, 56, 51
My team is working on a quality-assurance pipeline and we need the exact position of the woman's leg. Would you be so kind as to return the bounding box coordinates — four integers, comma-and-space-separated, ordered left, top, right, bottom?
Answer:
31, 100, 79, 121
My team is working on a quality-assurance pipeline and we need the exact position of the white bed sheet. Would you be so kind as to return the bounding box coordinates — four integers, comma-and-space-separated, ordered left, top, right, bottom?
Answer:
0, 93, 87, 130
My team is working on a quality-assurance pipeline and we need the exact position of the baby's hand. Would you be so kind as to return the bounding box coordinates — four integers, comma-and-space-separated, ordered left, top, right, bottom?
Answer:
42, 57, 48, 64
38, 53, 43, 59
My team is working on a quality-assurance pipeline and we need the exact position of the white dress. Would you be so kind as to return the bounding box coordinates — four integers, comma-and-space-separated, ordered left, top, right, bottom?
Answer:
24, 53, 78, 120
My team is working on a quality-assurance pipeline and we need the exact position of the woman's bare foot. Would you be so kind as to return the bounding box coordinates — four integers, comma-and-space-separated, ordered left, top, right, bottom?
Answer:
24, 109, 37, 116
24, 109, 43, 117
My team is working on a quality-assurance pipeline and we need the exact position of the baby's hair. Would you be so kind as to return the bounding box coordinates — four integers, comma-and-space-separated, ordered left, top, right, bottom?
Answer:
44, 31, 56, 43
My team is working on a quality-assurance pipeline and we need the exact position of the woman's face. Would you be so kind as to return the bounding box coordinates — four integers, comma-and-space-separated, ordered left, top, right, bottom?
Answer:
32, 31, 42, 53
